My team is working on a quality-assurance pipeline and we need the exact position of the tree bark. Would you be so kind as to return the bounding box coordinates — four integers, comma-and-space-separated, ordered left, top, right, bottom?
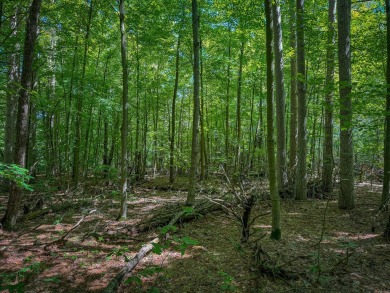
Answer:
187, 0, 201, 205
382, 0, 390, 210
72, 0, 93, 186
322, 0, 336, 194
338, 0, 354, 209
272, 0, 287, 192
3, 8, 20, 168
265, 0, 281, 240
295, 0, 308, 200
170, 36, 181, 185
288, 0, 298, 187
118, 0, 129, 220
2, 0, 42, 229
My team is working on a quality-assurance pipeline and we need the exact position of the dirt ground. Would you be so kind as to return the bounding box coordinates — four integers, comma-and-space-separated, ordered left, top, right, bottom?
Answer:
0, 177, 389, 292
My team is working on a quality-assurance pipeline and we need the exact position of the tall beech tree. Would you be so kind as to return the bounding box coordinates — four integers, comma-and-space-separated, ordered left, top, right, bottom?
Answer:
338, 0, 354, 209
322, 0, 336, 194
295, 0, 307, 200
265, 0, 281, 240
187, 0, 201, 205
272, 0, 287, 192
2, 0, 42, 229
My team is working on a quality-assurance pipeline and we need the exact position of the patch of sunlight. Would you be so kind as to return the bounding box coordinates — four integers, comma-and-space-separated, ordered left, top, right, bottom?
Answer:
296, 235, 309, 242
348, 233, 380, 240
287, 212, 301, 215
253, 225, 271, 229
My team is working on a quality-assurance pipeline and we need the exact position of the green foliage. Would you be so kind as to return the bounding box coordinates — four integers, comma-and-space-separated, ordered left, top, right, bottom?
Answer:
218, 271, 237, 292
0, 261, 45, 293
106, 246, 130, 260
0, 163, 33, 191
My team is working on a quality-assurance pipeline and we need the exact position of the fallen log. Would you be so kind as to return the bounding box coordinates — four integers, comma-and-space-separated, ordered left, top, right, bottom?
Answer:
20, 200, 91, 222
136, 199, 222, 233
103, 206, 201, 293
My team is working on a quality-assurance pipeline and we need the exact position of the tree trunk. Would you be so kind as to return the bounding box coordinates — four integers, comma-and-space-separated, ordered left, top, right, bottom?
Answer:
170, 36, 181, 184
187, 0, 201, 205
272, 0, 287, 192
3, 8, 20, 168
2, 0, 42, 229
225, 27, 232, 174
288, 0, 298, 187
72, 0, 93, 186
322, 0, 336, 194
118, 0, 129, 220
338, 0, 354, 209
235, 41, 244, 177
382, 0, 390, 210
265, 0, 281, 240
295, 0, 307, 200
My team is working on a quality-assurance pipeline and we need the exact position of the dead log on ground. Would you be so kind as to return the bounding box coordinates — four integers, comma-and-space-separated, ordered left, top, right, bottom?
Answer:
136, 199, 222, 233
20, 199, 91, 222
102, 209, 187, 293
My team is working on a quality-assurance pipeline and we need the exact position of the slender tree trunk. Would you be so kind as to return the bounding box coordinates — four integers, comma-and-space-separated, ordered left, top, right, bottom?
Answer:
170, 36, 181, 184
265, 0, 281, 240
2, 0, 42, 229
338, 0, 354, 209
225, 27, 232, 173
65, 37, 78, 173
289, 0, 298, 188
4, 8, 20, 167
118, 0, 129, 220
322, 0, 336, 194
235, 41, 244, 177
272, 0, 287, 192
295, 0, 307, 200
72, 0, 93, 186
187, 0, 201, 205
383, 0, 390, 210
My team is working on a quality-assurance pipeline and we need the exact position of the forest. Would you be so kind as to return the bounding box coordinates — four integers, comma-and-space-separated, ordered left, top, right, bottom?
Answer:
1, 0, 390, 291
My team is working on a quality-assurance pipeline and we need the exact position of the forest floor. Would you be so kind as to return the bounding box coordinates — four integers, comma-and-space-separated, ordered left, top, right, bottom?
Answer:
0, 176, 390, 293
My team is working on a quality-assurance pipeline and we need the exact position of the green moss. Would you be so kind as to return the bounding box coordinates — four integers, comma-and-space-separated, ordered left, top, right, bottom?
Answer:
270, 228, 281, 240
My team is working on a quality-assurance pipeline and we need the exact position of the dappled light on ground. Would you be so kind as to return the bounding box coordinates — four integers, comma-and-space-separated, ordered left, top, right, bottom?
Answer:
0, 178, 389, 292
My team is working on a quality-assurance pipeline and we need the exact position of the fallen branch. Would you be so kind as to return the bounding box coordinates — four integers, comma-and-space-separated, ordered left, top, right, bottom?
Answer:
43, 209, 97, 250
103, 208, 195, 293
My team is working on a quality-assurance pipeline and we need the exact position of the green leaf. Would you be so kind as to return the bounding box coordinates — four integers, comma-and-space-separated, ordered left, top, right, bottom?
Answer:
124, 275, 142, 285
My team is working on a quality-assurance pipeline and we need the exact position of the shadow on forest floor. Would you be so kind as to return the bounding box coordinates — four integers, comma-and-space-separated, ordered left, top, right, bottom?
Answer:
0, 178, 389, 292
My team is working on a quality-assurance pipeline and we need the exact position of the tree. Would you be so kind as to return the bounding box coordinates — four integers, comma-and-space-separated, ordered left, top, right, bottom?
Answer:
3, 7, 20, 169
383, 0, 390, 238
265, 0, 281, 240
72, 0, 93, 186
272, 0, 287, 193
288, 0, 297, 188
170, 34, 181, 185
2, 0, 42, 229
322, 0, 337, 194
187, 0, 201, 205
295, 0, 307, 200
118, 0, 129, 220
338, 0, 354, 209
382, 0, 390, 210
